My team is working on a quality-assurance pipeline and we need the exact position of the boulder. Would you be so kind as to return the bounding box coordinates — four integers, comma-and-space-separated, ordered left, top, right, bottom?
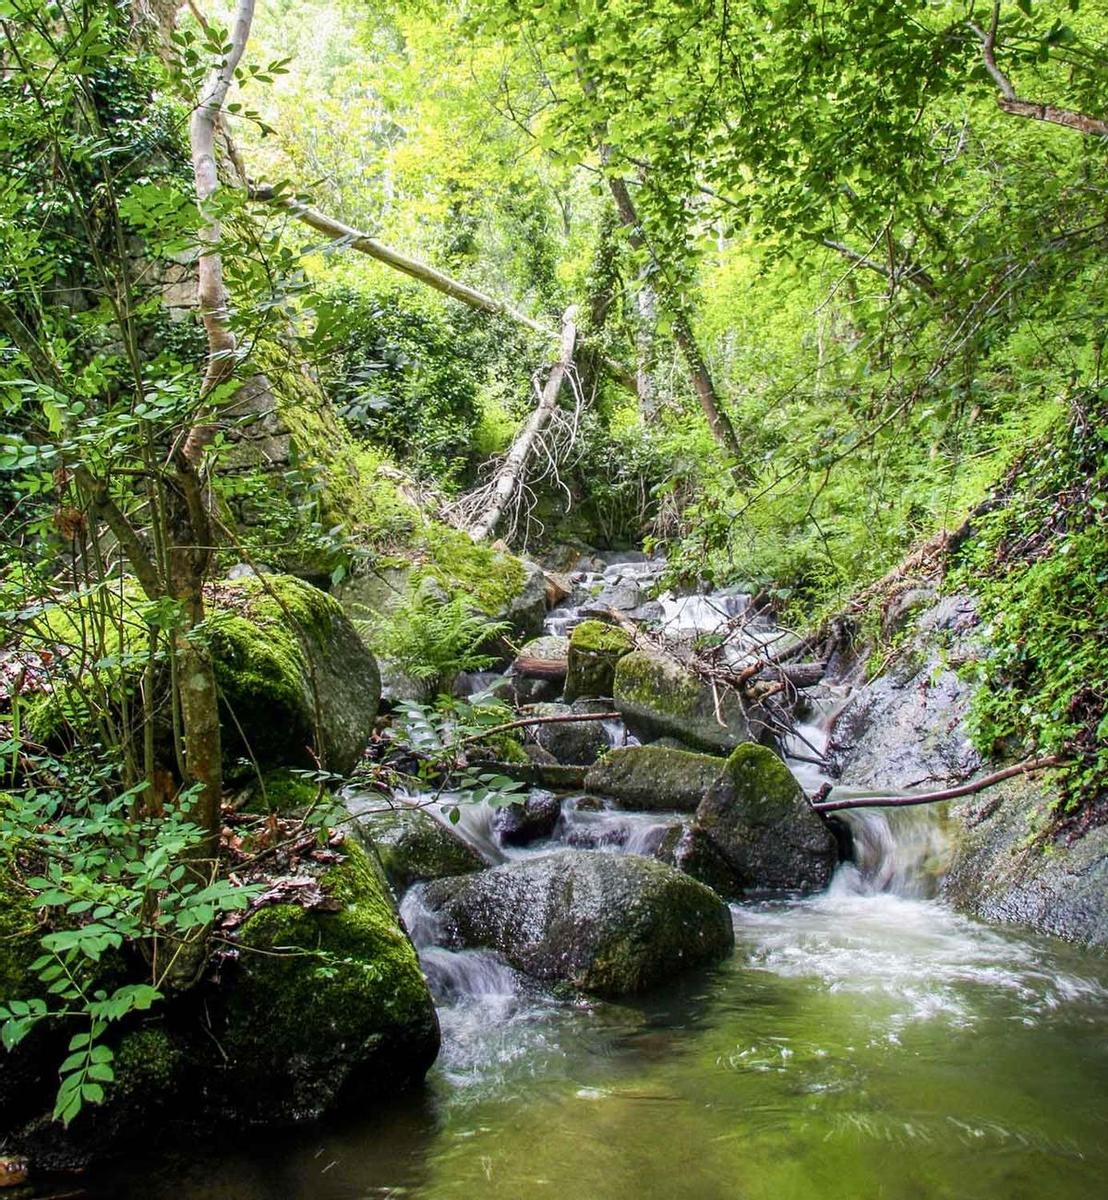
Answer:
221, 839, 440, 1122
207, 575, 381, 777
675, 744, 838, 896
23, 575, 381, 779
492, 790, 562, 846
419, 850, 734, 996
346, 798, 486, 892
943, 773, 1108, 948
512, 634, 569, 705
522, 702, 610, 766
613, 650, 751, 754
564, 620, 633, 702
498, 559, 549, 643
585, 745, 724, 812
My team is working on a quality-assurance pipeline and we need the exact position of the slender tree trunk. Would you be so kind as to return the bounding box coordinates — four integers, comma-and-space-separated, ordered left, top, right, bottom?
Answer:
604, 171, 743, 465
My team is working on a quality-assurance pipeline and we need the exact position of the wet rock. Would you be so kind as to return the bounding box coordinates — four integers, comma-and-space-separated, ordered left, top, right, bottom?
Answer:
543, 571, 573, 607
596, 578, 642, 611
943, 774, 1108, 948
882, 585, 938, 636
419, 849, 734, 996
831, 593, 982, 791
346, 798, 486, 891
492, 790, 562, 846
584, 745, 724, 812
676, 744, 838, 896
613, 650, 752, 754
497, 559, 549, 644
564, 619, 633, 702
522, 702, 610, 766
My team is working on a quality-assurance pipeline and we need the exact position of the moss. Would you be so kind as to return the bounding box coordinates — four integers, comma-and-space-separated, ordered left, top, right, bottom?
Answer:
715, 743, 803, 826
565, 620, 633, 703
204, 574, 339, 771
473, 732, 531, 765
570, 620, 633, 656
240, 769, 321, 815
584, 744, 723, 812
229, 839, 435, 1063
359, 807, 485, 891
412, 523, 526, 615
113, 1027, 184, 1099
0, 862, 39, 1003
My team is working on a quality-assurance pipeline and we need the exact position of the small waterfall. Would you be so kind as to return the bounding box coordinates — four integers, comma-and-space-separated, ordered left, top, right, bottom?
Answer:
555, 795, 683, 856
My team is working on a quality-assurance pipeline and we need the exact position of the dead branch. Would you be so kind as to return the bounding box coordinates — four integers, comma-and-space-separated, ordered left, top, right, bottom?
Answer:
460, 709, 620, 746
969, 8, 1108, 138
185, 0, 256, 463
810, 755, 1063, 814
511, 656, 568, 680
252, 190, 637, 391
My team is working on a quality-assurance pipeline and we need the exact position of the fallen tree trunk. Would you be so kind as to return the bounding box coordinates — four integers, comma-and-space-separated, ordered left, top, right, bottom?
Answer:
467, 306, 578, 543
810, 755, 1063, 814
253, 190, 636, 393
512, 656, 569, 680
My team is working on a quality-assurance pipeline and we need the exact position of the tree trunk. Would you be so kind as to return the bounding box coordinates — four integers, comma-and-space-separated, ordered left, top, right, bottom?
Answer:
468, 307, 578, 542
604, 171, 743, 465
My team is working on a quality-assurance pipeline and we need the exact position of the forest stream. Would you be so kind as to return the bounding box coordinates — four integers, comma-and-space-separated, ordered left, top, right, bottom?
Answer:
85, 564, 1108, 1200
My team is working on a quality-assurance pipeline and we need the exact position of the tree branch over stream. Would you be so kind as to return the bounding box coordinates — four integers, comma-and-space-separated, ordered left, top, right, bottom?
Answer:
810, 756, 1063, 814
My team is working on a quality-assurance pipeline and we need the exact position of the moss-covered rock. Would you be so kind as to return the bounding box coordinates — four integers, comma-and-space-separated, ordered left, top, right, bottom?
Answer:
22, 575, 380, 779
564, 620, 633, 703
584, 745, 724, 812
613, 650, 752, 754
236, 769, 323, 815
0, 860, 37, 1004
420, 849, 734, 996
677, 744, 838, 896
221, 838, 439, 1122
347, 799, 486, 893
206, 573, 380, 777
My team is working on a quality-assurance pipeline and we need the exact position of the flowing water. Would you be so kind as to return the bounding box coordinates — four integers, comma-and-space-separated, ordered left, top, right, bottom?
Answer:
88, 559, 1108, 1200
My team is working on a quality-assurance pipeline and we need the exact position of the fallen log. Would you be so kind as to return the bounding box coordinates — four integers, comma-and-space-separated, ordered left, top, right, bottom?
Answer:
468, 307, 578, 542
512, 656, 569, 680
810, 755, 1063, 814
253, 189, 637, 393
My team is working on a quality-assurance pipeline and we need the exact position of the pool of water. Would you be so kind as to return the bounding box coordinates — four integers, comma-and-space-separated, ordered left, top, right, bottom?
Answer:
92, 877, 1108, 1200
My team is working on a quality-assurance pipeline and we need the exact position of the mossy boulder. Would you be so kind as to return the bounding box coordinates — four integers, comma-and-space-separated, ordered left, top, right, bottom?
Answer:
584, 745, 724, 812
346, 798, 486, 893
21, 575, 380, 779
675, 744, 838, 896
521, 702, 610, 766
419, 849, 734, 996
207, 574, 380, 777
220, 838, 439, 1122
564, 620, 633, 702
613, 650, 752, 754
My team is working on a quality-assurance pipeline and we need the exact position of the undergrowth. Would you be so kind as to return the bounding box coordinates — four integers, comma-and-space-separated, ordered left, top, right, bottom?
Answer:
951, 389, 1108, 827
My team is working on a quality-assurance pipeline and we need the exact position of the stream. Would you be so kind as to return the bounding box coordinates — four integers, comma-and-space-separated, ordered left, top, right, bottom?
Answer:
92, 558, 1108, 1199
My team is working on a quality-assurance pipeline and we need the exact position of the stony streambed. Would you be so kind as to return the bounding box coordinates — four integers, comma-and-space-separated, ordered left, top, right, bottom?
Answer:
84, 556, 1108, 1200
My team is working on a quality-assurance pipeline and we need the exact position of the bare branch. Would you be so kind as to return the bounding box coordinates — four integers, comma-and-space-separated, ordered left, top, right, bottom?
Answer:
969, 10, 1108, 138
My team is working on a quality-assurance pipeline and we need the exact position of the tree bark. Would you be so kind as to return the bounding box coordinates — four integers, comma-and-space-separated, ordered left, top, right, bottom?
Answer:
970, 8, 1108, 139
468, 307, 578, 542
605, 171, 743, 465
